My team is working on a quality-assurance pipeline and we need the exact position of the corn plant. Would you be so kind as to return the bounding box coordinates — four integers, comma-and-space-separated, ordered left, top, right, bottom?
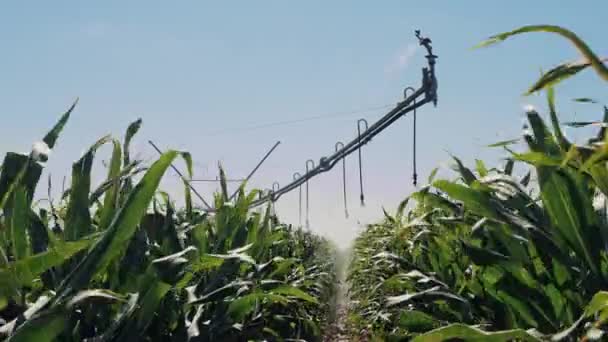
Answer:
0, 104, 337, 341
347, 25, 608, 341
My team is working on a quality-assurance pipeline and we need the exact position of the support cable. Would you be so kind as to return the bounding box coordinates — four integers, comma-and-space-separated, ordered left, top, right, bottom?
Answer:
148, 140, 212, 209
228, 141, 281, 201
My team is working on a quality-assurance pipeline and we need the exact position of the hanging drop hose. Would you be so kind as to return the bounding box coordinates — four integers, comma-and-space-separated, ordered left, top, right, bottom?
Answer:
357, 119, 369, 207
413, 108, 417, 186
404, 87, 418, 187
335, 142, 348, 218
293, 172, 302, 226
305, 160, 315, 229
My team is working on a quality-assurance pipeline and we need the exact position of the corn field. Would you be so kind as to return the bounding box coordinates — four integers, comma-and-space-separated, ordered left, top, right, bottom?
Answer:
345, 25, 608, 341
0, 106, 338, 341
1, 24, 608, 342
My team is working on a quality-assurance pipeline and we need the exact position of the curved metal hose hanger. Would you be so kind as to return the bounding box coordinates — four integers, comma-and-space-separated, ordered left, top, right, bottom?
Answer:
357, 119, 369, 207
271, 182, 280, 216
293, 172, 302, 226
404, 87, 418, 187
305, 159, 315, 229
335, 142, 349, 218
263, 188, 273, 215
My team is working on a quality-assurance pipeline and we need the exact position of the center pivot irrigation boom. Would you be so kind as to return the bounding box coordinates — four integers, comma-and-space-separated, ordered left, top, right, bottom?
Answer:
159, 30, 438, 214
242, 30, 438, 211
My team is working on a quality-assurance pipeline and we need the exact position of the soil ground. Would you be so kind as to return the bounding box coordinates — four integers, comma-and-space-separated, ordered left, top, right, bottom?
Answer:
322, 279, 351, 342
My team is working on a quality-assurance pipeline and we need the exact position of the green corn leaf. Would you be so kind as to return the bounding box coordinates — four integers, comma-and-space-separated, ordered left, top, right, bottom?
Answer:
228, 291, 288, 322
87, 161, 143, 204
527, 60, 600, 95
588, 165, 608, 198
573, 97, 598, 104
10, 186, 30, 260
398, 310, 438, 332
268, 258, 298, 279
0, 245, 8, 269
2, 235, 98, 287
121, 119, 143, 200
462, 242, 509, 266
6, 311, 66, 342
270, 285, 318, 304
584, 291, 608, 317
0, 153, 43, 209
563, 121, 604, 128
433, 180, 501, 220
90, 294, 139, 342
123, 118, 142, 168
130, 281, 171, 336
475, 25, 608, 90
28, 209, 50, 255
512, 152, 562, 167
53, 151, 179, 302
504, 159, 515, 175
181, 152, 194, 218
66, 289, 128, 307
98, 139, 122, 231
497, 290, 539, 327
537, 167, 600, 275
597, 106, 608, 142
0, 159, 29, 212
502, 263, 540, 290
189, 279, 253, 305
64, 136, 112, 241
412, 323, 541, 342
580, 146, 608, 174
218, 164, 229, 202
386, 285, 467, 307
114, 267, 172, 340
560, 145, 580, 169
488, 138, 520, 148
42, 99, 78, 149
527, 110, 560, 155
451, 156, 477, 185
546, 86, 571, 150
0, 102, 75, 207
544, 284, 566, 321
151, 246, 197, 284
475, 159, 488, 177
427, 167, 439, 183
7, 289, 125, 342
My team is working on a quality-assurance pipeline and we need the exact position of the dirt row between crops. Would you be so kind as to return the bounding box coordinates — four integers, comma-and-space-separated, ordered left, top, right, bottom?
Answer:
322, 279, 352, 342
323, 247, 370, 342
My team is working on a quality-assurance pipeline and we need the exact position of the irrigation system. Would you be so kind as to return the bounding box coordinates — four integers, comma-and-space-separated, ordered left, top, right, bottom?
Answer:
152, 30, 438, 220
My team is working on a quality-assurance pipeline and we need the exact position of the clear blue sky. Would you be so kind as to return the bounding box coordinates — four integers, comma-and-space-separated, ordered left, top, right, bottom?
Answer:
1, 1, 606, 246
